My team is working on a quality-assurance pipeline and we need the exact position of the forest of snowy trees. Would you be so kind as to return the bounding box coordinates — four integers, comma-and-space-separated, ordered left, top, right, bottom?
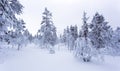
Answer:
0, 0, 32, 50
0, 0, 120, 63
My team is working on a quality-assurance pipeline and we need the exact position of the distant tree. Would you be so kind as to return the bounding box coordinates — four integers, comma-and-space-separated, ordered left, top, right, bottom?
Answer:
109, 27, 120, 55
60, 26, 69, 47
68, 25, 78, 50
64, 26, 70, 46
61, 25, 78, 51
113, 27, 120, 49
23, 29, 33, 45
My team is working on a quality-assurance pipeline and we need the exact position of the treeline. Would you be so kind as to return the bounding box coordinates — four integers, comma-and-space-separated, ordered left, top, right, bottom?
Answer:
34, 8, 120, 62
59, 12, 120, 62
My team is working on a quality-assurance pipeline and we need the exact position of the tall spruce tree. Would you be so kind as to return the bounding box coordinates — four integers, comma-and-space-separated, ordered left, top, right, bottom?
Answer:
88, 13, 112, 61
89, 13, 111, 49
74, 12, 92, 62
38, 8, 57, 48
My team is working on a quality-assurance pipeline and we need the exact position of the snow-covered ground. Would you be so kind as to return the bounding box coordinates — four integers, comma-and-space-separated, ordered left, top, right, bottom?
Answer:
0, 43, 120, 71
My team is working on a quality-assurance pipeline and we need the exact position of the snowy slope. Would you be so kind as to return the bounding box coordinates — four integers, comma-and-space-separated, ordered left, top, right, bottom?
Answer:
0, 43, 120, 71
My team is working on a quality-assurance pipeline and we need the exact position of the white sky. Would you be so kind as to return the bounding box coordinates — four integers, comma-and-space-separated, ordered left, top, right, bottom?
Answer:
19, 0, 120, 36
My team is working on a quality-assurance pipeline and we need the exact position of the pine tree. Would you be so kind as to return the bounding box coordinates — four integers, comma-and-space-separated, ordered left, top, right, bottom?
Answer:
10, 0, 23, 14
62, 25, 78, 51
89, 12, 111, 49
0, 0, 23, 47
9, 19, 26, 50
23, 29, 31, 43
38, 8, 57, 49
114, 27, 120, 48
0, 0, 12, 43
109, 27, 120, 55
68, 25, 78, 51
61, 26, 70, 46
88, 13, 112, 61
74, 12, 92, 62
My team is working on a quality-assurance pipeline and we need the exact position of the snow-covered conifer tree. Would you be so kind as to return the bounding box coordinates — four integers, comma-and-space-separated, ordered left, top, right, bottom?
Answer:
37, 8, 57, 49
0, 0, 23, 48
109, 27, 120, 55
74, 12, 92, 62
9, 19, 26, 50
68, 25, 78, 51
23, 29, 33, 44
89, 13, 112, 60
61, 27, 70, 46
89, 13, 111, 49
9, 0, 23, 15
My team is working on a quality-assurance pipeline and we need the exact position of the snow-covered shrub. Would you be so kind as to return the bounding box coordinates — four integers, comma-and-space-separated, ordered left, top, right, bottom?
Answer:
74, 37, 92, 62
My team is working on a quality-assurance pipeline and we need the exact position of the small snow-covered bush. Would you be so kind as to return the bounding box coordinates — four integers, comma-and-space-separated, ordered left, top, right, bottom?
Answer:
49, 49, 55, 54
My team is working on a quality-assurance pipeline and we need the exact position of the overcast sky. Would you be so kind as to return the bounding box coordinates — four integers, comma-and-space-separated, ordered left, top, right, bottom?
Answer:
19, 0, 120, 36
